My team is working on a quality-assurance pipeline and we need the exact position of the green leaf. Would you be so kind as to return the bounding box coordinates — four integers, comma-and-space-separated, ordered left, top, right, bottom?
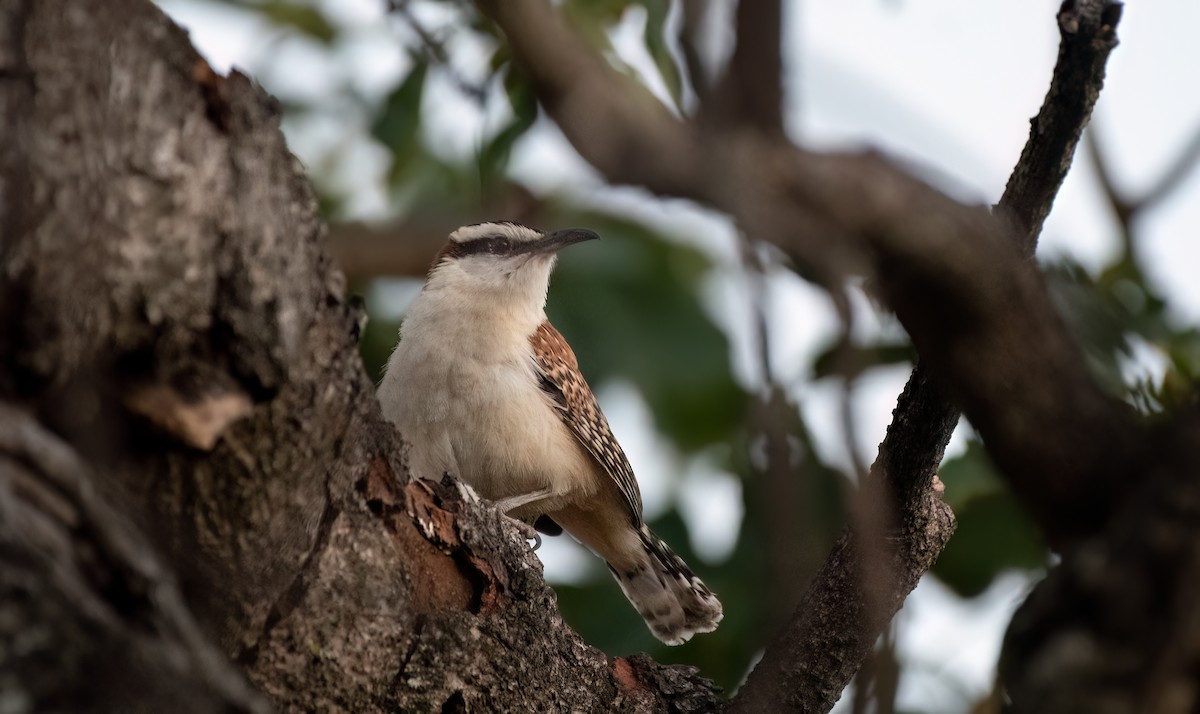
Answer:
546, 213, 748, 451
932, 441, 1046, 597
641, 0, 683, 107
476, 71, 538, 193
371, 60, 429, 182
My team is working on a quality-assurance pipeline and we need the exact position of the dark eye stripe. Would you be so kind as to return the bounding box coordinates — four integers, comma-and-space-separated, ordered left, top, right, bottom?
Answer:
455, 235, 511, 257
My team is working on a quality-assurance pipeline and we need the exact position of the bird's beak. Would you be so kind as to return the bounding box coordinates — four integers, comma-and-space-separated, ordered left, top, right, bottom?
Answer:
516, 228, 600, 255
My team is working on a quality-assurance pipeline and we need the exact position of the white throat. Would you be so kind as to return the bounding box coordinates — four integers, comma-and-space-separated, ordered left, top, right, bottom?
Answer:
394, 252, 555, 364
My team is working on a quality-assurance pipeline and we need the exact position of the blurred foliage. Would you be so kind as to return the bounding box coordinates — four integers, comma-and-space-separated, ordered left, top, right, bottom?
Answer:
160, 0, 1199, 708
225, 0, 337, 42
933, 442, 1045, 597
1047, 253, 1200, 414
548, 212, 747, 451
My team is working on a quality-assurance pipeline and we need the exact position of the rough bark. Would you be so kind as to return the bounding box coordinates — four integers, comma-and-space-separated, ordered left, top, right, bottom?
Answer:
0, 1, 719, 711
1002, 408, 1200, 714
473, 0, 1135, 547
0, 404, 269, 714
998, 0, 1124, 247
476, 1, 1200, 709
8, 0, 1196, 712
731, 3, 1122, 708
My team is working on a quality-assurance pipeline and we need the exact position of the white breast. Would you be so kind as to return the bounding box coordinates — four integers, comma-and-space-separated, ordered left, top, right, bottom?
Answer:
377, 286, 596, 505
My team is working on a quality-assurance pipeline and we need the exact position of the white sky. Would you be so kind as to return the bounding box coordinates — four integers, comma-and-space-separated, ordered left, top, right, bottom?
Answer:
158, 0, 1200, 710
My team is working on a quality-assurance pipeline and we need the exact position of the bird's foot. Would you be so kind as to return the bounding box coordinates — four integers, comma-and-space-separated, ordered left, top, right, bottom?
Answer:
503, 514, 542, 551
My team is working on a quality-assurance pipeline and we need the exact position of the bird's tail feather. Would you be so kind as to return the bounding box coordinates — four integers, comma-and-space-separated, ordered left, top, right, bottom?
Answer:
608, 525, 723, 645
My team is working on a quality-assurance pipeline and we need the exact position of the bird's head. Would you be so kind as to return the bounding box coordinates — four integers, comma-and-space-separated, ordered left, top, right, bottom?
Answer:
425, 221, 599, 303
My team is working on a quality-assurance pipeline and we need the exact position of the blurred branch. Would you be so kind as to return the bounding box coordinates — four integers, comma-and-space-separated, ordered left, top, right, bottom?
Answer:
707, 0, 784, 134
746, 386, 826, 629
677, 0, 712, 104
327, 183, 545, 281
389, 0, 487, 102
851, 626, 899, 714
1087, 118, 1200, 261
738, 239, 821, 627
1001, 407, 1200, 713
1086, 126, 1134, 225
474, 0, 1132, 539
1139, 121, 1200, 214
474, 0, 1129, 712
328, 221, 444, 280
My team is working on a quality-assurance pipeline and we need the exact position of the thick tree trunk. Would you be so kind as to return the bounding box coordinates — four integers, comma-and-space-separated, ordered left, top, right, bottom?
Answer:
11, 1, 1190, 713
0, 1, 718, 711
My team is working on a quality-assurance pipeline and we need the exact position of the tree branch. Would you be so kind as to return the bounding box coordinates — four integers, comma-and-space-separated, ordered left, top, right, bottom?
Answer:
475, 0, 1134, 545
326, 182, 545, 281
477, 0, 1129, 711
707, 0, 784, 134
997, 0, 1123, 248
1088, 116, 1200, 259
730, 363, 959, 713
0, 2, 724, 710
1137, 120, 1200, 215
328, 220, 452, 280
1002, 407, 1200, 713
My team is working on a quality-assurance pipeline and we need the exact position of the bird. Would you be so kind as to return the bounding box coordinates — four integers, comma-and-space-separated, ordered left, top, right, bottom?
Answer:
377, 221, 723, 645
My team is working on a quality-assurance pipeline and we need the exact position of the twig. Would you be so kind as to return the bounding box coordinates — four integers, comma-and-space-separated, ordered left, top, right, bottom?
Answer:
1087, 117, 1200, 263
1085, 125, 1136, 260
738, 236, 824, 626
997, 0, 1123, 249
473, 0, 1127, 711
1139, 120, 1200, 214
389, 0, 487, 102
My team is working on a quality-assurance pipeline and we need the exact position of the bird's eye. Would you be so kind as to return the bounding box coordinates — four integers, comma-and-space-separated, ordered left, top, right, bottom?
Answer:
487, 237, 511, 254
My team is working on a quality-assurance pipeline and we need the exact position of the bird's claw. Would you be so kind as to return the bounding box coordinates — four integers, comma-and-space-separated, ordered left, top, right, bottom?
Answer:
503, 514, 542, 551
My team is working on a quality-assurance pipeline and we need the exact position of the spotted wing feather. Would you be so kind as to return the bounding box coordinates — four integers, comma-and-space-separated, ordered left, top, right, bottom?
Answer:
529, 321, 643, 523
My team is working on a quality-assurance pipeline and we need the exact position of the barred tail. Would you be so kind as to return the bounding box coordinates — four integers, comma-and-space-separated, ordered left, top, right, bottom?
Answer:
608, 525, 723, 645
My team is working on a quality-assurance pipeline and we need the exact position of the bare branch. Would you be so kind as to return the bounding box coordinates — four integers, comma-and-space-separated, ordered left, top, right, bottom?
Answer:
997, 0, 1122, 248
732, 479, 955, 713
707, 0, 784, 134
730, 364, 959, 714
327, 184, 545, 281
390, 0, 487, 101
1139, 120, 1200, 214
1088, 118, 1200, 234
1086, 124, 1138, 261
477, 0, 1130, 711
1086, 124, 1134, 222
677, 0, 712, 103
328, 221, 450, 280
474, 0, 1134, 543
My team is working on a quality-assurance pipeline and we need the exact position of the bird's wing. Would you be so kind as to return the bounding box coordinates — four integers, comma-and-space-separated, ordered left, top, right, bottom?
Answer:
529, 321, 643, 524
